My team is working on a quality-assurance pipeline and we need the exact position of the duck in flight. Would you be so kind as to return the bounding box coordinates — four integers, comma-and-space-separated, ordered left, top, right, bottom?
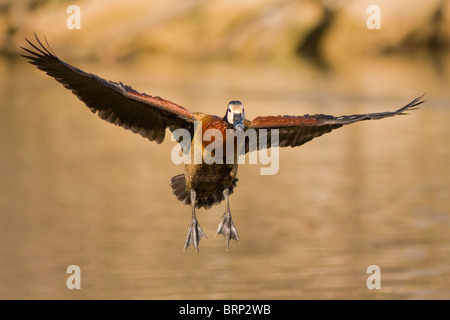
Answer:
21, 35, 424, 252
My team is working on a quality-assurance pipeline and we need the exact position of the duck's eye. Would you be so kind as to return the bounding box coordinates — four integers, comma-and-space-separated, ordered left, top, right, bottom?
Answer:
228, 108, 232, 113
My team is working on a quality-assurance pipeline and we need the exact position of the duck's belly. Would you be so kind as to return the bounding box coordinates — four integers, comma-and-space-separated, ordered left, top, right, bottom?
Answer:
184, 163, 238, 208
184, 163, 237, 193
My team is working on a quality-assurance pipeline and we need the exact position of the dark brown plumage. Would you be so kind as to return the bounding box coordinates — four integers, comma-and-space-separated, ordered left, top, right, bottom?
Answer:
21, 35, 424, 252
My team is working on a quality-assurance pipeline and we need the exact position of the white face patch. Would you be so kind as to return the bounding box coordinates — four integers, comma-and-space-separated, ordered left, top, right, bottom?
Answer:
227, 102, 245, 125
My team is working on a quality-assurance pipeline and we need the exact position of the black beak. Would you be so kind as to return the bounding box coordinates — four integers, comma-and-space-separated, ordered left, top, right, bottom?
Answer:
233, 114, 244, 131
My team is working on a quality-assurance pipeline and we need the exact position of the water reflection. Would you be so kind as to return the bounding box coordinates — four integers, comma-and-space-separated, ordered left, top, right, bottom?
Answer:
0, 53, 449, 299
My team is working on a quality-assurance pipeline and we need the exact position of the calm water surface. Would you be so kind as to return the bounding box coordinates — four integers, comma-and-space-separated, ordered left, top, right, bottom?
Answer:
0, 53, 449, 299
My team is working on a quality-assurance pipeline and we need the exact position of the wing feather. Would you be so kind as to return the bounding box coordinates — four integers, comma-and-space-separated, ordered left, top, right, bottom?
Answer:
246, 95, 424, 151
21, 35, 196, 144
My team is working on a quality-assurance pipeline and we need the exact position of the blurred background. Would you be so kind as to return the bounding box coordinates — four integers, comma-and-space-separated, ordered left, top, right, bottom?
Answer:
0, 0, 449, 299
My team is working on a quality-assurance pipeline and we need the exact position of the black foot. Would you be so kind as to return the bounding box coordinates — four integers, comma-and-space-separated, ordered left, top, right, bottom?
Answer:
184, 217, 207, 252
216, 213, 240, 249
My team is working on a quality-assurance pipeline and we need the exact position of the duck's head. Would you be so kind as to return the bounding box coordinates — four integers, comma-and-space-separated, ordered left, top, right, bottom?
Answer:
225, 100, 245, 131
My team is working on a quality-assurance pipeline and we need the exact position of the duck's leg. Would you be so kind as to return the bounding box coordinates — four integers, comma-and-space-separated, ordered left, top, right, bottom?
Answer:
216, 188, 240, 249
184, 189, 207, 252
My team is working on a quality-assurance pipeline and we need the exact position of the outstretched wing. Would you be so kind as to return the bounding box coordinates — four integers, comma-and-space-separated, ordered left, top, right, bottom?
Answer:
245, 95, 424, 152
21, 35, 196, 144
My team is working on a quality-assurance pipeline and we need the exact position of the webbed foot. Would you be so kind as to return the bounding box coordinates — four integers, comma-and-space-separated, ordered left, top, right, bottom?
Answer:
184, 216, 207, 252
183, 189, 207, 252
216, 188, 240, 249
216, 212, 239, 248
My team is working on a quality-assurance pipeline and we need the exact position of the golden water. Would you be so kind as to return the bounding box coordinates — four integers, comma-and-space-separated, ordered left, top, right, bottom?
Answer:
0, 53, 449, 299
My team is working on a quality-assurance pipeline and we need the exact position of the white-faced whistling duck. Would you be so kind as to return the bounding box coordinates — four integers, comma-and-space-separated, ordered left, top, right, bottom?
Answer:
21, 35, 424, 252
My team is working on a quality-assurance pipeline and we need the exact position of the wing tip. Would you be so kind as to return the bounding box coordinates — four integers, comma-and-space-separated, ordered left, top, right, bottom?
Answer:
21, 33, 59, 65
397, 93, 425, 115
